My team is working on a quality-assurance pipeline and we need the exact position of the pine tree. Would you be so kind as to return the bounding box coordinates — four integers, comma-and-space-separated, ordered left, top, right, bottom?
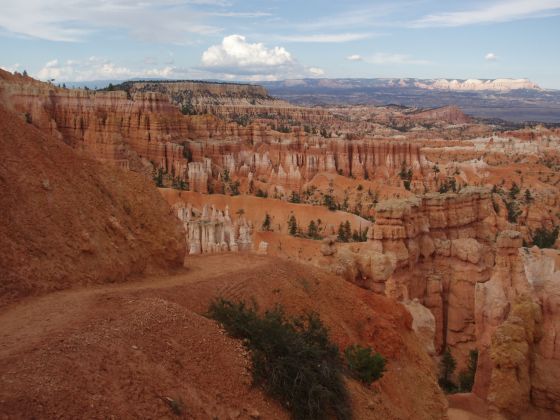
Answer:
509, 182, 520, 199
438, 347, 457, 393
262, 213, 272, 231
337, 222, 349, 242
307, 220, 319, 239
288, 215, 298, 236
458, 349, 478, 392
344, 221, 352, 241
289, 191, 301, 203
153, 167, 164, 188
524, 188, 533, 203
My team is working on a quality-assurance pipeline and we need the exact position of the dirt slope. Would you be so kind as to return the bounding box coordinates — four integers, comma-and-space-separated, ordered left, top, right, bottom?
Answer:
0, 105, 185, 305
0, 254, 447, 419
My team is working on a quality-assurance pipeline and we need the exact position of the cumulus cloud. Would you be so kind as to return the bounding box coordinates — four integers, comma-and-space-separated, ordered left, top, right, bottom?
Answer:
485, 52, 498, 61
200, 34, 321, 80
35, 57, 177, 82
202, 35, 294, 69
346, 54, 363, 61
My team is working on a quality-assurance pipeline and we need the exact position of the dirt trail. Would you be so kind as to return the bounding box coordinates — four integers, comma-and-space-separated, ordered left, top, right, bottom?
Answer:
0, 254, 288, 419
0, 254, 265, 359
0, 253, 447, 419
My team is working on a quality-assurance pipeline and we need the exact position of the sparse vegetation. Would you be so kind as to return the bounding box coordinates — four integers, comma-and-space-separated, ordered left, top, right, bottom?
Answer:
438, 347, 457, 393
180, 102, 196, 115
153, 167, 164, 188
458, 349, 478, 392
288, 214, 298, 236
307, 220, 320, 239
337, 221, 352, 242
531, 226, 559, 248
289, 191, 301, 203
438, 178, 457, 193
344, 344, 386, 385
256, 188, 268, 198
509, 182, 520, 200
262, 213, 272, 231
399, 161, 413, 191
208, 299, 351, 420
505, 199, 521, 223
524, 188, 533, 203
323, 193, 338, 211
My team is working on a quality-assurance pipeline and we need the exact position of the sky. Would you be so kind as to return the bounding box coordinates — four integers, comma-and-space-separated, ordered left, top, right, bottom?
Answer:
1, 0, 559, 88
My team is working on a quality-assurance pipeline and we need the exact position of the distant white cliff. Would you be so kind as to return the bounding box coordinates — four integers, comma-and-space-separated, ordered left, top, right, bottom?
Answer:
414, 78, 541, 92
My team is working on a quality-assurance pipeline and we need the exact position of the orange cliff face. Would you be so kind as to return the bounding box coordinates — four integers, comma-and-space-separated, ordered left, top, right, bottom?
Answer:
0, 70, 191, 173
326, 188, 560, 419
122, 80, 333, 124
0, 71, 429, 195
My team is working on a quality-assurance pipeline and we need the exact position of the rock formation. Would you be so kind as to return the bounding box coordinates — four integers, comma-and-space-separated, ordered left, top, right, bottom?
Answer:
0, 70, 429, 194
175, 202, 253, 254
330, 186, 560, 418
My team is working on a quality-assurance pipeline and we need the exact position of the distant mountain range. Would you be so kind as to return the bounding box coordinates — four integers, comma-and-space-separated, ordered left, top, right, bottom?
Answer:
64, 77, 560, 124
266, 78, 543, 92
259, 78, 560, 123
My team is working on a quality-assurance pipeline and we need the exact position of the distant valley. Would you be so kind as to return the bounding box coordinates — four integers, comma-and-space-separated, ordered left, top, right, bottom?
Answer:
260, 78, 560, 124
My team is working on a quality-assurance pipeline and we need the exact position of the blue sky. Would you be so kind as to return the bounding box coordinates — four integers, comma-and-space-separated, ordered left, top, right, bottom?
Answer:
1, 0, 559, 88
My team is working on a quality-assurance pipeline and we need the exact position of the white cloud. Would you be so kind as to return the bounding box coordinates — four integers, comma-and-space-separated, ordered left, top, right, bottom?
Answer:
346, 54, 363, 61
200, 35, 324, 80
366, 53, 430, 65
485, 52, 498, 61
0, 63, 21, 73
278, 33, 374, 43
202, 35, 294, 68
0, 0, 221, 43
308, 67, 325, 76
34, 57, 176, 82
412, 0, 560, 27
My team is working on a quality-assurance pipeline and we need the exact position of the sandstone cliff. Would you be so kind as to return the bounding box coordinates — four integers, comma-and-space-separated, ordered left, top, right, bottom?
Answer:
0, 70, 430, 195
118, 80, 332, 124
326, 188, 559, 418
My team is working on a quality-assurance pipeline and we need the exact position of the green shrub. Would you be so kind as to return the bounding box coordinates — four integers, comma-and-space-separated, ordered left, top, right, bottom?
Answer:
256, 189, 268, 198
208, 299, 350, 420
505, 200, 521, 223
307, 220, 320, 239
289, 191, 301, 203
323, 194, 338, 211
288, 215, 298, 236
438, 347, 458, 393
531, 226, 559, 248
262, 213, 272, 231
458, 349, 478, 392
344, 344, 386, 384
153, 167, 164, 188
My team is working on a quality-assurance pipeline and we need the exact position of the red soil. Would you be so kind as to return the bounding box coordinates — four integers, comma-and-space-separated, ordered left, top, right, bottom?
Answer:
0, 105, 186, 305
0, 254, 447, 419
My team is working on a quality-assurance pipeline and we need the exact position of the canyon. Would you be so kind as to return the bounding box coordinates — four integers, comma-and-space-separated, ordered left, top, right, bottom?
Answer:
1, 69, 560, 419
